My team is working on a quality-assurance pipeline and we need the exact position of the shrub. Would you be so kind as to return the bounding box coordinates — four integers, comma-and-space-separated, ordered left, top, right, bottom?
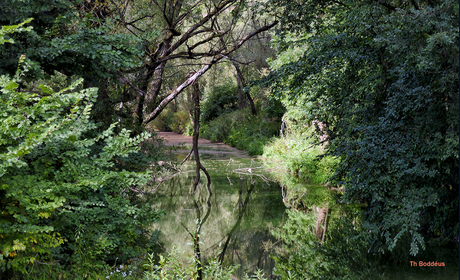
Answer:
151, 109, 175, 131
201, 82, 238, 123
0, 68, 163, 277
263, 125, 338, 185
271, 208, 382, 280
200, 109, 280, 156
152, 108, 191, 134
170, 111, 190, 134
143, 247, 267, 280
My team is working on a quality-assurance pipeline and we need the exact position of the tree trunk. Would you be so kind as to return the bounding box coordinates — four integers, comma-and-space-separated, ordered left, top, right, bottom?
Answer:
182, 196, 212, 280
233, 62, 257, 116
145, 61, 167, 112
135, 95, 145, 128
235, 65, 246, 110
193, 197, 212, 280
219, 183, 254, 264
192, 81, 212, 194
141, 21, 277, 126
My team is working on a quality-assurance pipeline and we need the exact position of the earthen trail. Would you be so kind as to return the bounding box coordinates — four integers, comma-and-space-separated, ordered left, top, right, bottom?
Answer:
156, 131, 248, 158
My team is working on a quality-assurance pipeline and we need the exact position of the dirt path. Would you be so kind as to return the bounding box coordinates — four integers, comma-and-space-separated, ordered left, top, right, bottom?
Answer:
156, 131, 248, 158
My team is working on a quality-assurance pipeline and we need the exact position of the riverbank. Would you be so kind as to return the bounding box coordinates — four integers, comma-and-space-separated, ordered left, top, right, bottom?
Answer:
157, 131, 248, 158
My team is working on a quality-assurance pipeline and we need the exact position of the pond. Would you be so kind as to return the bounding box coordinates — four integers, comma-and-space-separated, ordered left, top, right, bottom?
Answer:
148, 141, 286, 278
145, 133, 459, 280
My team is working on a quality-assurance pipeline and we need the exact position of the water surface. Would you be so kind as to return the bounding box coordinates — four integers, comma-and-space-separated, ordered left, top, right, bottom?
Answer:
148, 146, 286, 278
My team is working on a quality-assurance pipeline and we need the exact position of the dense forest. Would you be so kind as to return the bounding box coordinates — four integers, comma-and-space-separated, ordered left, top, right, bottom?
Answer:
0, 0, 458, 279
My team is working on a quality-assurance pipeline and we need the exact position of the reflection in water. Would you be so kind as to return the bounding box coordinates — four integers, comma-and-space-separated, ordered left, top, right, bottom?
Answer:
218, 180, 253, 265
148, 155, 286, 278
181, 195, 212, 280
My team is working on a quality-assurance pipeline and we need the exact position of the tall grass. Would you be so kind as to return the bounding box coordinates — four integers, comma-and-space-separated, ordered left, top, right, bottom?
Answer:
262, 125, 338, 185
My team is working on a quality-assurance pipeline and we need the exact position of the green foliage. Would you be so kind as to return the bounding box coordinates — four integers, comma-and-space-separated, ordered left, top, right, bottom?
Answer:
200, 108, 280, 156
272, 208, 384, 280
0, 63, 163, 277
264, 0, 459, 255
0, 1, 143, 80
169, 111, 191, 134
260, 97, 285, 120
151, 109, 176, 132
201, 81, 239, 123
273, 206, 459, 279
263, 125, 338, 185
0, 18, 33, 45
152, 108, 191, 134
143, 247, 267, 280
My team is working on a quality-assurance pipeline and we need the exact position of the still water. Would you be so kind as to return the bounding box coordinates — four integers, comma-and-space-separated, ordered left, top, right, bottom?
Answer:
148, 147, 285, 278
146, 137, 459, 280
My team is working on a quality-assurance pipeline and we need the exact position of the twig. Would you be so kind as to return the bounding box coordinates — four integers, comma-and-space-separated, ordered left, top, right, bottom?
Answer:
181, 148, 194, 164
226, 158, 234, 171
181, 222, 194, 238
226, 174, 233, 185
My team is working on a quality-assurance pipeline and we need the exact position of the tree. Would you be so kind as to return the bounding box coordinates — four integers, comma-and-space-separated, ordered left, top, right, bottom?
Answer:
265, 0, 458, 255
0, 0, 277, 133
0, 21, 163, 277
0, 0, 146, 132
111, 0, 277, 129
0, 0, 142, 81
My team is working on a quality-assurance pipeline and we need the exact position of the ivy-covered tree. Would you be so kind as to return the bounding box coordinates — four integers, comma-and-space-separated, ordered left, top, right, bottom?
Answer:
0, 22, 163, 278
265, 0, 458, 255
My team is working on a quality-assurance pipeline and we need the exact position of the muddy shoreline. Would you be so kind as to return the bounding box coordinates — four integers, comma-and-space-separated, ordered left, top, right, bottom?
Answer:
156, 131, 248, 158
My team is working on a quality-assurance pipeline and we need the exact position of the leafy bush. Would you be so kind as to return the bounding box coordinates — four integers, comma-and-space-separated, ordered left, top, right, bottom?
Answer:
272, 207, 384, 280
265, 0, 459, 255
263, 125, 338, 185
273, 204, 459, 280
0, 1, 143, 80
151, 109, 175, 131
0, 65, 163, 277
143, 247, 267, 280
200, 114, 232, 142
201, 81, 239, 123
152, 108, 190, 134
170, 111, 190, 134
200, 108, 280, 156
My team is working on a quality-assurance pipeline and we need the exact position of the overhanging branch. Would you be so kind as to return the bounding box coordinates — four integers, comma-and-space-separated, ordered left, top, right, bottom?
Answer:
142, 20, 278, 126
118, 73, 146, 97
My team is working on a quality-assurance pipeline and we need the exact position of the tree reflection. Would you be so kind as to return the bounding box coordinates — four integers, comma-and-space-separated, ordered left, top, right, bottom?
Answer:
149, 157, 285, 278
181, 195, 212, 280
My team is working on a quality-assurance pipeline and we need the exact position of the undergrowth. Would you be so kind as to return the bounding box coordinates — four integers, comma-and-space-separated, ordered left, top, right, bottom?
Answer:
264, 123, 458, 280
262, 125, 338, 185
15, 247, 268, 280
200, 108, 280, 156
143, 247, 267, 280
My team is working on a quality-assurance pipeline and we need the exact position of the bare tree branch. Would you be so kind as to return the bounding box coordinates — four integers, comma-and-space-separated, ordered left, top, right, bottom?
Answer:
118, 74, 146, 97
165, 0, 237, 56
142, 20, 278, 126
143, 60, 213, 125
